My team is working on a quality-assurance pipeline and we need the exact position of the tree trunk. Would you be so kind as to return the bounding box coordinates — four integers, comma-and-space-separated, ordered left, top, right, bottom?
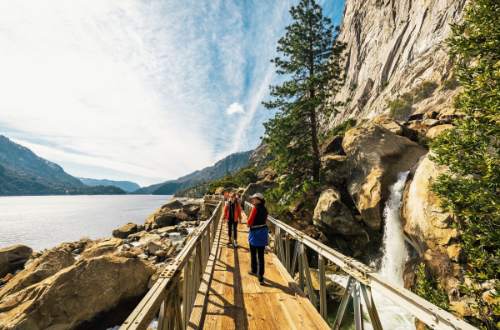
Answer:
307, 14, 320, 183
309, 107, 321, 183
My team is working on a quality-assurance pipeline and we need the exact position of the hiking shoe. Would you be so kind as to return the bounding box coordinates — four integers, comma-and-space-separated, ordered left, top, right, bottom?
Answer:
259, 276, 264, 284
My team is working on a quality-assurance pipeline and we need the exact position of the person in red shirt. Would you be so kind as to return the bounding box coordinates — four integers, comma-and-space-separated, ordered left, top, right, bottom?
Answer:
246, 193, 269, 283
223, 193, 242, 248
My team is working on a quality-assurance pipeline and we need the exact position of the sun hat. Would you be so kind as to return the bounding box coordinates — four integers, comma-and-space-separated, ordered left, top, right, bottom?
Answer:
249, 193, 265, 201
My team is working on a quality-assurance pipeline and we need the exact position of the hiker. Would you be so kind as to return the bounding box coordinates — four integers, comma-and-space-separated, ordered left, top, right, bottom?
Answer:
246, 193, 269, 284
223, 193, 242, 248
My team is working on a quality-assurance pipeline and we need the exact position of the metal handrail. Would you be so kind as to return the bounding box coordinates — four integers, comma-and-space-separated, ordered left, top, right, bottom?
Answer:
120, 200, 223, 330
238, 195, 475, 330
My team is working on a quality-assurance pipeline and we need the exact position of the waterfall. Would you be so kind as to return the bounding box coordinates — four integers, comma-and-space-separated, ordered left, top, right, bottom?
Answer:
380, 171, 410, 284
371, 171, 415, 329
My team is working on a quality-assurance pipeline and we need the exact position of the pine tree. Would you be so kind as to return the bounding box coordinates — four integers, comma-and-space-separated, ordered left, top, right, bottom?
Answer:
430, 0, 499, 327
263, 0, 345, 190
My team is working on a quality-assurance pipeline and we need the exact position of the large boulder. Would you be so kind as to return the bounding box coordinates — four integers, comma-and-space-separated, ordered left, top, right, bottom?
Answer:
425, 124, 454, 140
181, 199, 202, 217
342, 122, 426, 230
321, 154, 349, 185
80, 238, 123, 259
0, 255, 154, 329
112, 222, 138, 238
144, 209, 190, 230
402, 154, 464, 296
160, 198, 184, 211
0, 245, 32, 277
402, 154, 459, 254
313, 189, 366, 237
372, 115, 403, 135
0, 248, 75, 298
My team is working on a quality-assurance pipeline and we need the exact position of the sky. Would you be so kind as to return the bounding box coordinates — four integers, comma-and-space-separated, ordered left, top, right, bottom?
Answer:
0, 0, 344, 186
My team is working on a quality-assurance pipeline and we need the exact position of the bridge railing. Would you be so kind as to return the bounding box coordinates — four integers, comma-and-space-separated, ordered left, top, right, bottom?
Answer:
120, 199, 223, 330
237, 198, 475, 330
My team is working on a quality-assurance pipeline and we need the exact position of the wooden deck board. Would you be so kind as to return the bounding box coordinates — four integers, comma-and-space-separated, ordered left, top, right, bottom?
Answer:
188, 213, 330, 330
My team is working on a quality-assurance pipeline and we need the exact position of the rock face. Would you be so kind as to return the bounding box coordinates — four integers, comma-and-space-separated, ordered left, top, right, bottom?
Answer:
0, 249, 75, 298
313, 189, 365, 237
328, 0, 466, 126
401, 153, 465, 297
402, 154, 458, 253
0, 245, 32, 277
0, 255, 154, 329
342, 122, 426, 230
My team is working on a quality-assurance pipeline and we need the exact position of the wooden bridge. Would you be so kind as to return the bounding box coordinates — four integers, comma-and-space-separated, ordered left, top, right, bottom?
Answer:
120, 195, 476, 330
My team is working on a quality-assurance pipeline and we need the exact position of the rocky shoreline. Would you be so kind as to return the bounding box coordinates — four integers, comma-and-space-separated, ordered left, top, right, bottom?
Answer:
0, 197, 208, 329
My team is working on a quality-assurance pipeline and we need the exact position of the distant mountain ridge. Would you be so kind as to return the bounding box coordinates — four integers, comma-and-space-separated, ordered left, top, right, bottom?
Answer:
0, 135, 125, 196
79, 178, 140, 192
0, 136, 83, 189
134, 150, 253, 195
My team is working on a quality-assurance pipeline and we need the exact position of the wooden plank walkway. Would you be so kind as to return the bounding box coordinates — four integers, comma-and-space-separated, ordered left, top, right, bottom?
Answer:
187, 213, 330, 330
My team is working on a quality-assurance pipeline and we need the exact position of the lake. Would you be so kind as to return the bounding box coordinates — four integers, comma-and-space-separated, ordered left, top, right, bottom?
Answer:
0, 195, 172, 251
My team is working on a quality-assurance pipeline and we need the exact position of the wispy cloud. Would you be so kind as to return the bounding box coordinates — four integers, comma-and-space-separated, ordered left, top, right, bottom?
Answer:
0, 0, 344, 186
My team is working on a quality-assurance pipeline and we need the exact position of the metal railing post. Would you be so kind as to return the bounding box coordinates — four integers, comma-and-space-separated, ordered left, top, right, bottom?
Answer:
318, 255, 327, 319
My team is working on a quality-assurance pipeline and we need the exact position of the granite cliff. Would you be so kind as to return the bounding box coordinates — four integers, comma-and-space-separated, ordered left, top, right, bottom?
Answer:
328, 0, 466, 126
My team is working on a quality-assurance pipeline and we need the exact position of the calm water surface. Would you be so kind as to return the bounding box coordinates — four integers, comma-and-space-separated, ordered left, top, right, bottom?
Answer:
0, 195, 171, 251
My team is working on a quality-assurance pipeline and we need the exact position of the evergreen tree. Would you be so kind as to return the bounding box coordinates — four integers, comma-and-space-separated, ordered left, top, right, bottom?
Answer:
430, 0, 499, 327
263, 0, 345, 190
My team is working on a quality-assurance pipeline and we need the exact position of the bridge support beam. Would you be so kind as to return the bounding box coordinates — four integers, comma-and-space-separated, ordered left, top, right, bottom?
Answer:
300, 244, 318, 308
361, 284, 383, 330
318, 255, 327, 319
333, 276, 354, 330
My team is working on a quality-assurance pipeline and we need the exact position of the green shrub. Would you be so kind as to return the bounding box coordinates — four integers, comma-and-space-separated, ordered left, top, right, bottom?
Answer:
321, 118, 357, 143
443, 77, 460, 90
388, 97, 413, 120
413, 81, 439, 102
429, 0, 499, 327
414, 263, 450, 310
387, 80, 439, 120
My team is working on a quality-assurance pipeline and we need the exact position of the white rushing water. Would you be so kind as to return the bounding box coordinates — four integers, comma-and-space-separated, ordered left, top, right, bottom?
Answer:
380, 171, 410, 283
372, 171, 415, 329
309, 172, 417, 329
